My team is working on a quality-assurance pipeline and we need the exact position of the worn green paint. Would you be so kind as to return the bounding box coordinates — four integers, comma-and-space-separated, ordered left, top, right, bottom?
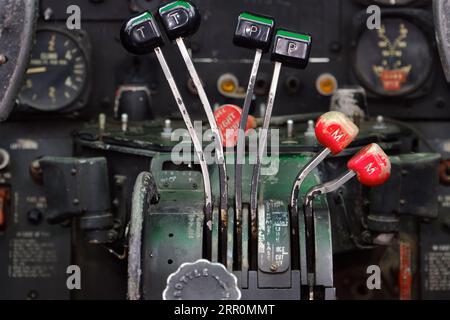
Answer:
142, 211, 204, 298
276, 30, 311, 42
79, 119, 402, 161
130, 11, 153, 26
240, 12, 274, 26
159, 1, 191, 13
77, 118, 427, 293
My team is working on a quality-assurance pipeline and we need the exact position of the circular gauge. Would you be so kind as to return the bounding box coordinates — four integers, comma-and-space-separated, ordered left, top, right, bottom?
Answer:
19, 29, 90, 111
353, 17, 433, 97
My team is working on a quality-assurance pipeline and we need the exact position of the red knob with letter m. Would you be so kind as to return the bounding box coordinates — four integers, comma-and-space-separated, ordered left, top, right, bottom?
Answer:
315, 111, 359, 155
347, 143, 391, 187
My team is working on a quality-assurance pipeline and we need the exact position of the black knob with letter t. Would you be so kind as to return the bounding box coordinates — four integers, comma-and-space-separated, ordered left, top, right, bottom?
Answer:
120, 11, 164, 55
158, 0, 201, 40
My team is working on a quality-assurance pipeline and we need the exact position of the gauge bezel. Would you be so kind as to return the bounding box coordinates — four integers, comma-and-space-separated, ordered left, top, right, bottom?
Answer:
351, 8, 436, 98
18, 24, 92, 113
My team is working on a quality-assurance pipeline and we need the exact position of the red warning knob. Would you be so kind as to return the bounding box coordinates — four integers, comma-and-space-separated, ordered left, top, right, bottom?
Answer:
214, 104, 256, 148
315, 111, 359, 155
347, 143, 391, 187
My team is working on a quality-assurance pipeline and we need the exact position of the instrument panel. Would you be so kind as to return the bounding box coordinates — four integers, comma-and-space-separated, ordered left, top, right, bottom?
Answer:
7, 0, 449, 120
1, 0, 450, 302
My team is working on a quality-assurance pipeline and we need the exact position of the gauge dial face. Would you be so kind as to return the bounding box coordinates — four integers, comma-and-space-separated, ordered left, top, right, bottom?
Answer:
19, 30, 88, 111
354, 18, 433, 97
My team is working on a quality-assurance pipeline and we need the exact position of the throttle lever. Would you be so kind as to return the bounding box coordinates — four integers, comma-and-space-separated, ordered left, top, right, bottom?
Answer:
250, 29, 312, 269
157, 0, 229, 265
233, 12, 275, 270
303, 143, 391, 300
290, 111, 359, 209
120, 12, 214, 259
288, 111, 358, 299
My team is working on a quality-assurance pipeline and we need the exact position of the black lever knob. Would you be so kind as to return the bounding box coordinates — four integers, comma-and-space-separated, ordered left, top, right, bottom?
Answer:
120, 11, 164, 55
158, 0, 201, 40
233, 12, 275, 53
271, 29, 312, 69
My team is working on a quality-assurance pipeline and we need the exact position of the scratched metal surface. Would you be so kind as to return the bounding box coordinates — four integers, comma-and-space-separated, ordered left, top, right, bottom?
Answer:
0, 0, 37, 121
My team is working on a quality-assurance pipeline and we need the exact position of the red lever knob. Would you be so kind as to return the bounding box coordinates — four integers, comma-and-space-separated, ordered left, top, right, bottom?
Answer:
347, 143, 391, 187
315, 111, 359, 155
214, 104, 256, 148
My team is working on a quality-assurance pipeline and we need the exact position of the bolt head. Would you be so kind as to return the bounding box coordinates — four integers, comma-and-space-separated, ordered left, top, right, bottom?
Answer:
27, 209, 43, 225
0, 54, 7, 65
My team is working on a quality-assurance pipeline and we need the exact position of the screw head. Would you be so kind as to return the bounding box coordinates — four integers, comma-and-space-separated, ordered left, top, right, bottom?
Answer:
27, 209, 43, 225
0, 54, 7, 65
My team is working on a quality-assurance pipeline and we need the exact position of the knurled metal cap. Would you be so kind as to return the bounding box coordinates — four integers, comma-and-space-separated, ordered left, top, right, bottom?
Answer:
162, 259, 241, 300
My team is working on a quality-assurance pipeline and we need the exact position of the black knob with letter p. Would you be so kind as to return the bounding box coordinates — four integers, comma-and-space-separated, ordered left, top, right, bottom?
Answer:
233, 12, 275, 53
271, 29, 312, 69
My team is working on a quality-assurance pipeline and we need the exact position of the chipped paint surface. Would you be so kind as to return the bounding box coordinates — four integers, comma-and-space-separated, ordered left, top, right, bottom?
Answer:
0, 0, 37, 121
315, 111, 359, 155
128, 172, 158, 300
347, 143, 391, 186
